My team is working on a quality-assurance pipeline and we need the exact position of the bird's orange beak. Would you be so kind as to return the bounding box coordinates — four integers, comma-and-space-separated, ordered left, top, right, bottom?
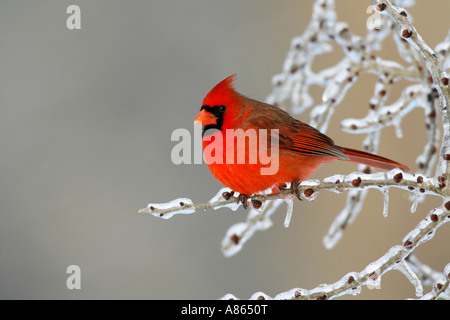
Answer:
194, 109, 217, 126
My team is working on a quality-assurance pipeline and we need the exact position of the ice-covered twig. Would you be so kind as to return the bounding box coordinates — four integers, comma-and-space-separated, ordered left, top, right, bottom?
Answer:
340, 84, 427, 135
141, 169, 449, 257
371, 0, 450, 180
222, 202, 450, 300
220, 198, 284, 258
323, 189, 368, 249
140, 170, 437, 218
139, 195, 226, 219
261, 0, 447, 254
371, 0, 450, 114
141, 170, 448, 218
415, 262, 450, 300
406, 254, 447, 286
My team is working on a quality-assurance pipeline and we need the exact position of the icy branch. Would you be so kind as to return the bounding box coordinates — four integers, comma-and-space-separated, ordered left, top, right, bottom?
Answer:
142, 0, 450, 299
222, 203, 450, 300
371, 0, 450, 180
140, 170, 447, 217
407, 254, 447, 286
141, 170, 449, 258
371, 0, 450, 116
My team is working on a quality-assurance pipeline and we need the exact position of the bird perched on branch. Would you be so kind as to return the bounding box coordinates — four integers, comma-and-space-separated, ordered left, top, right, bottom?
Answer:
194, 75, 409, 204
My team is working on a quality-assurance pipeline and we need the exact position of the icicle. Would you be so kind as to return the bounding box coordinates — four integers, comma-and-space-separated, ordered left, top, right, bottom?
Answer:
380, 187, 389, 217
284, 197, 294, 228
409, 190, 421, 213
407, 254, 445, 286
393, 119, 403, 138
394, 260, 424, 297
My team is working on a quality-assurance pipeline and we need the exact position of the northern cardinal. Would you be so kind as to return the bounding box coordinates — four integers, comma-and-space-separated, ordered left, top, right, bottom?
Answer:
194, 75, 409, 200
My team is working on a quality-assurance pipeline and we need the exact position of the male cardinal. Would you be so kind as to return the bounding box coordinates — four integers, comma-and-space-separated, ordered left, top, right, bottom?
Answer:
194, 75, 409, 200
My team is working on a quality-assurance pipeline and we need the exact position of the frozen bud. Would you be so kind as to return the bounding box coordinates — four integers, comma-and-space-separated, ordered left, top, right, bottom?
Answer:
393, 173, 403, 183
304, 188, 314, 197
352, 177, 362, 187
251, 199, 262, 209
377, 3, 387, 11
402, 29, 413, 38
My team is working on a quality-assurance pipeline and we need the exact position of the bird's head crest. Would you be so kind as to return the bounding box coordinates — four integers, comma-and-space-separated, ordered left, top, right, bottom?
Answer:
202, 74, 238, 106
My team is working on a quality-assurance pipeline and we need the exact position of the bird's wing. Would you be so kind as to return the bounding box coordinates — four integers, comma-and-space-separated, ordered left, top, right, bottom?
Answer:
279, 122, 348, 160
241, 102, 348, 160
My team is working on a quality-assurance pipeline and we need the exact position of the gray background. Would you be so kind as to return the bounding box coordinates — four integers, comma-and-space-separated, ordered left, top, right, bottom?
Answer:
0, 0, 449, 299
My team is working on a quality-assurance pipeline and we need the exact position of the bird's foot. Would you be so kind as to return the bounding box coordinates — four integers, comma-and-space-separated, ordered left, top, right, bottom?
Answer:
238, 194, 249, 209
290, 180, 303, 201
278, 183, 288, 191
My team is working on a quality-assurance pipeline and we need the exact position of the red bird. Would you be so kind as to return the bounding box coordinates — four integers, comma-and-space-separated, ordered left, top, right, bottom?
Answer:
194, 75, 409, 201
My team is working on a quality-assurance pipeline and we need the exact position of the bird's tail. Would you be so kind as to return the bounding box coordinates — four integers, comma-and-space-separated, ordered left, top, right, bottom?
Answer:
340, 146, 409, 172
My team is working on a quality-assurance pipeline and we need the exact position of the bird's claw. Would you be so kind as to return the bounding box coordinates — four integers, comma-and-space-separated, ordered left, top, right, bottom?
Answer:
238, 194, 249, 209
290, 180, 303, 201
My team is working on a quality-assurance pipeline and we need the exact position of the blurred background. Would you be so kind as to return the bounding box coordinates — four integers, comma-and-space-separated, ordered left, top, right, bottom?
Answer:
0, 0, 449, 299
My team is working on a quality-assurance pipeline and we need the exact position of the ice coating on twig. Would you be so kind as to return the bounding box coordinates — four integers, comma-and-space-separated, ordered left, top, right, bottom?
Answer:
208, 187, 241, 211
142, 198, 195, 219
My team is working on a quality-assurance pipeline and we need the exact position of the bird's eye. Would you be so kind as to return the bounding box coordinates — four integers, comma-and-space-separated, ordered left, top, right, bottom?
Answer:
219, 105, 226, 113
